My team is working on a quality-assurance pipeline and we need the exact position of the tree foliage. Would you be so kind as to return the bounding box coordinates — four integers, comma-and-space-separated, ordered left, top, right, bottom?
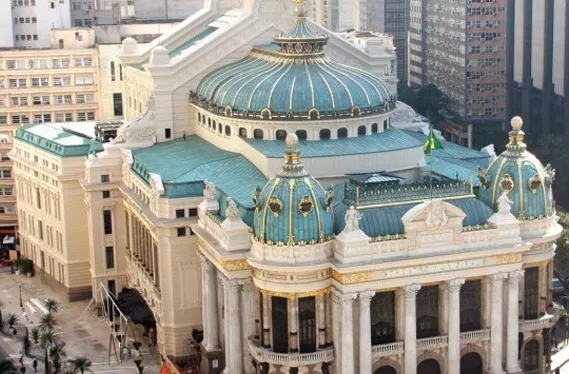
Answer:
398, 83, 451, 126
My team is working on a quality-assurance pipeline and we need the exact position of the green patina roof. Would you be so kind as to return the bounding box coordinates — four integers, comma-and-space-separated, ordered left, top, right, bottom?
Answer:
130, 136, 267, 211
15, 124, 100, 157
168, 26, 219, 58
244, 128, 423, 158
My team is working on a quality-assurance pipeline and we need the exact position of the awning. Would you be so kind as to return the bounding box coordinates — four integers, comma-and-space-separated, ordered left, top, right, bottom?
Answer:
3, 236, 15, 245
0, 229, 16, 234
117, 288, 156, 327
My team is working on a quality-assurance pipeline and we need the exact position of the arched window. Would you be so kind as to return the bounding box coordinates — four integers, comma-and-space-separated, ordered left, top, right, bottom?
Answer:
371, 123, 378, 133
383, 120, 388, 129
296, 130, 307, 140
213, 120, 217, 128
218, 123, 222, 134
225, 126, 231, 136
276, 130, 287, 141
197, 113, 201, 123
207, 118, 211, 128
239, 128, 247, 138
371, 292, 395, 345
523, 340, 539, 371
254, 129, 264, 139
524, 267, 539, 319
298, 297, 316, 353
357, 125, 366, 136
272, 296, 288, 353
337, 128, 348, 139
319, 129, 331, 140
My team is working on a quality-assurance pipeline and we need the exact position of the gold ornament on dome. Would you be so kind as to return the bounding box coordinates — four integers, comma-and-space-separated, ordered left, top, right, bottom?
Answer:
528, 174, 541, 194
268, 196, 283, 217
220, 258, 251, 271
298, 195, 314, 217
477, 169, 488, 190
499, 174, 514, 193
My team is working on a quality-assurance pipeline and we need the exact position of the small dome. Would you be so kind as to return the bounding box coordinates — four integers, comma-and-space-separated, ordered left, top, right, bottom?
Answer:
252, 137, 335, 245
478, 117, 555, 218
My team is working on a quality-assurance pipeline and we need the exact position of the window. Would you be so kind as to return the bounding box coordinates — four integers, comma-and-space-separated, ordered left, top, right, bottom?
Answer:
107, 280, 116, 296
276, 130, 287, 141
76, 94, 94, 104
24, 17, 30, 23
110, 61, 116, 81
119, 64, 123, 81
74, 57, 92, 67
55, 95, 72, 104
29, 59, 48, 69
32, 96, 50, 105
113, 93, 123, 116
32, 17, 36, 23
296, 130, 307, 140
53, 76, 71, 86
337, 128, 348, 139
165, 128, 172, 139
238, 128, 247, 138
189, 208, 198, 217
75, 32, 83, 42
177, 227, 186, 237
0, 188, 13, 196
103, 210, 112, 234
58, 39, 64, 49
9, 78, 26, 88
38, 220, 43, 239
11, 115, 29, 124
32, 34, 38, 41
524, 267, 539, 319
33, 114, 51, 123
7, 60, 26, 69
371, 123, 378, 133
77, 112, 95, 121
319, 129, 331, 140
0, 116, 6, 124
253, 129, 264, 139
272, 296, 289, 353
11, 97, 28, 106
357, 125, 366, 136
74, 19, 83, 27
52, 58, 70, 68
101, 174, 110, 183
55, 113, 73, 122
102, 191, 110, 199
298, 297, 317, 353
105, 246, 115, 269
225, 126, 231, 136
75, 75, 94, 85
31, 77, 49, 87
176, 209, 185, 218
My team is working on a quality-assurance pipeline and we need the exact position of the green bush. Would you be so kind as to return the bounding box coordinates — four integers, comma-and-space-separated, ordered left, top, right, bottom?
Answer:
18, 259, 34, 275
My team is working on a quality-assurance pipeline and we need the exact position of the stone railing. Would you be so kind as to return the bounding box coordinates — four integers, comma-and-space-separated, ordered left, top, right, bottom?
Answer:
417, 335, 448, 350
522, 370, 541, 374
371, 341, 404, 358
520, 315, 554, 332
248, 339, 334, 366
460, 329, 490, 343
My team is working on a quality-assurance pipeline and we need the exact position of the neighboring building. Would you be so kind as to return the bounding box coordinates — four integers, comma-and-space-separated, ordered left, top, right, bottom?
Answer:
310, 0, 339, 31
10, 1, 561, 374
71, 0, 95, 27
508, 0, 569, 137
5, 0, 72, 48
11, 122, 101, 300
92, 0, 202, 25
356, 0, 410, 85
409, 0, 508, 146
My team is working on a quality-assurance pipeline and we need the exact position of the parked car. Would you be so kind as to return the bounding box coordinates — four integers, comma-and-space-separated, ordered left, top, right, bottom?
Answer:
553, 278, 565, 297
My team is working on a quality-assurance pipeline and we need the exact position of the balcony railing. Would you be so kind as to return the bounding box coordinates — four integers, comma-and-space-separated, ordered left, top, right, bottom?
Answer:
372, 341, 404, 358
417, 335, 448, 350
460, 329, 490, 343
248, 339, 334, 366
520, 314, 554, 332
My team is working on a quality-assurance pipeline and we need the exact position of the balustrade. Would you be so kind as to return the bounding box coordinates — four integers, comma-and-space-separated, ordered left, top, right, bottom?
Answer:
248, 339, 334, 366
417, 335, 448, 350
371, 341, 404, 358
460, 329, 490, 343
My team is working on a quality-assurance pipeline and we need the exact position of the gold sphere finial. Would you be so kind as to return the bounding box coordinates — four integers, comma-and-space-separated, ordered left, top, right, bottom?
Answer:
511, 116, 523, 131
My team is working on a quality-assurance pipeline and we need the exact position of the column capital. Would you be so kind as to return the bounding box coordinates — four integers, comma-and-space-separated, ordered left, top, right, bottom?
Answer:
339, 292, 357, 306
197, 252, 213, 270
359, 290, 375, 303
403, 284, 421, 298
218, 273, 239, 291
507, 269, 525, 284
446, 278, 466, 293
239, 278, 255, 292
489, 272, 508, 284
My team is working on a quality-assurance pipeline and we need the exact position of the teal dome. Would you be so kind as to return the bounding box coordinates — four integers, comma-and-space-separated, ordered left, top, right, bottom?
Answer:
478, 117, 555, 218
191, 4, 394, 120
252, 134, 335, 245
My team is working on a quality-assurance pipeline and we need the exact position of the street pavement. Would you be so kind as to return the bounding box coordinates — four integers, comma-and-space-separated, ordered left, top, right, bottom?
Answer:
0, 268, 160, 373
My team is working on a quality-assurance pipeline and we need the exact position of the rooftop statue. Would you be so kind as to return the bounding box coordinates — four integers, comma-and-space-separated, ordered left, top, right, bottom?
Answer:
203, 179, 217, 201
497, 191, 513, 216
226, 198, 241, 221
344, 206, 362, 232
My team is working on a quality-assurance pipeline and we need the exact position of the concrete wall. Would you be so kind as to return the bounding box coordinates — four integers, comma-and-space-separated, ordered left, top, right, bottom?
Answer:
0, 6, 14, 48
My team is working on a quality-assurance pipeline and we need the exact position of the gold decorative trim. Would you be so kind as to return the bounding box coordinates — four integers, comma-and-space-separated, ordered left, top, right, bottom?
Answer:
495, 253, 522, 264
332, 269, 372, 284
357, 194, 475, 210
528, 174, 541, 194
259, 288, 330, 299
220, 259, 251, 271
298, 195, 314, 217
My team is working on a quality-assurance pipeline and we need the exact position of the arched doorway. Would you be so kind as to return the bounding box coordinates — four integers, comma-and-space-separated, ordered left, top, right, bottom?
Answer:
417, 359, 441, 374
460, 352, 483, 374
523, 339, 540, 371
373, 366, 396, 374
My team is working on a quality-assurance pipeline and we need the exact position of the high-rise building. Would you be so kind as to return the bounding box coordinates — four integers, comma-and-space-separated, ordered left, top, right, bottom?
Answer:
409, 0, 508, 146
508, 0, 569, 137
357, 0, 410, 85
310, 0, 339, 31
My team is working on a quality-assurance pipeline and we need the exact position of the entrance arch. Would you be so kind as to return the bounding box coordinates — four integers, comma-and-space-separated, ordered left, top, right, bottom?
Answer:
418, 359, 441, 374
373, 366, 396, 374
460, 352, 483, 374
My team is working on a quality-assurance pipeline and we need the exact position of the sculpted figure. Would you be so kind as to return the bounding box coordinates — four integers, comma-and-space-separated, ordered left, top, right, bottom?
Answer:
226, 197, 241, 221
497, 191, 513, 215
344, 205, 362, 232
203, 179, 217, 200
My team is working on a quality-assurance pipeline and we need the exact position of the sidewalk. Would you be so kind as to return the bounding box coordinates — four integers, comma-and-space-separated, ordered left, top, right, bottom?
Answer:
0, 270, 160, 373
552, 342, 569, 373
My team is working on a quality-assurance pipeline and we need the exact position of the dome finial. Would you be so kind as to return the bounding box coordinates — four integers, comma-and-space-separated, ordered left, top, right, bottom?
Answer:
286, 133, 298, 151
292, 0, 307, 17
506, 115, 526, 155
511, 116, 523, 131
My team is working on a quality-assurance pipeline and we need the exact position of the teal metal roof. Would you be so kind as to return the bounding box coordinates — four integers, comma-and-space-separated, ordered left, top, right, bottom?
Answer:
425, 156, 483, 187
15, 124, 100, 157
244, 128, 423, 158
168, 26, 219, 58
130, 136, 267, 211
402, 130, 490, 163
275, 18, 326, 40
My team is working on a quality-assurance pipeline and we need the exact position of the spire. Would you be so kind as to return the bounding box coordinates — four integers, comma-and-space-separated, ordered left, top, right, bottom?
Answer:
279, 133, 308, 177
505, 116, 527, 156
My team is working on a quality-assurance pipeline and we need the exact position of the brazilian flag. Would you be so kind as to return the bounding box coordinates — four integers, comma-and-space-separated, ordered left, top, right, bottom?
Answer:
424, 128, 443, 154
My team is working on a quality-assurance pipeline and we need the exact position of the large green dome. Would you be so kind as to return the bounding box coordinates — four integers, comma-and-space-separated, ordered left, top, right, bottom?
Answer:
252, 134, 335, 245
191, 3, 394, 120
478, 117, 555, 219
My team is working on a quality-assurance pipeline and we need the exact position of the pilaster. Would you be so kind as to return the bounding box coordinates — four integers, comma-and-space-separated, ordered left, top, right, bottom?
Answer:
489, 273, 508, 374
404, 284, 421, 374
359, 290, 375, 374
507, 270, 524, 374
447, 278, 465, 374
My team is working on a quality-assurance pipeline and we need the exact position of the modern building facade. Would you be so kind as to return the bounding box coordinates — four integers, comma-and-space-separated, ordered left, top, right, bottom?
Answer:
357, 0, 409, 85
409, 0, 508, 145
508, 0, 569, 137
310, 0, 339, 31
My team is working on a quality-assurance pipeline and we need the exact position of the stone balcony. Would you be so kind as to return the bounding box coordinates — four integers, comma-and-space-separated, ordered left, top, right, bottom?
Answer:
417, 335, 448, 351
371, 341, 404, 358
519, 314, 555, 332
460, 329, 490, 343
248, 339, 334, 367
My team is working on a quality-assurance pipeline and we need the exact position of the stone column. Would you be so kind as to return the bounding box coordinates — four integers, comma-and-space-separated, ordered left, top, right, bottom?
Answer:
340, 292, 357, 374
317, 294, 326, 348
404, 284, 421, 374
447, 279, 465, 374
241, 280, 255, 374
507, 270, 524, 374
219, 274, 231, 373
490, 273, 508, 374
540, 263, 548, 315
359, 290, 375, 374
288, 297, 298, 352
395, 289, 405, 341
262, 292, 271, 349
326, 293, 333, 346
227, 279, 242, 374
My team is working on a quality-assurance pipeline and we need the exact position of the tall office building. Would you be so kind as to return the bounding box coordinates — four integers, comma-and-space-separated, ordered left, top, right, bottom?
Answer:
409, 0, 508, 145
357, 0, 410, 85
310, 0, 339, 31
508, 0, 569, 137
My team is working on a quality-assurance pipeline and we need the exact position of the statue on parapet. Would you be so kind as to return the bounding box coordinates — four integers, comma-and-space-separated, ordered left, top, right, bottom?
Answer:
344, 206, 362, 232
203, 180, 217, 201
226, 197, 241, 221
497, 191, 513, 215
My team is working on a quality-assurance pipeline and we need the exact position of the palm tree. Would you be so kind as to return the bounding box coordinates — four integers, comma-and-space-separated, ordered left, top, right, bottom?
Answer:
50, 345, 66, 374
0, 359, 18, 374
68, 357, 92, 374
6, 313, 18, 335
31, 327, 40, 344
39, 313, 56, 333
44, 298, 59, 314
